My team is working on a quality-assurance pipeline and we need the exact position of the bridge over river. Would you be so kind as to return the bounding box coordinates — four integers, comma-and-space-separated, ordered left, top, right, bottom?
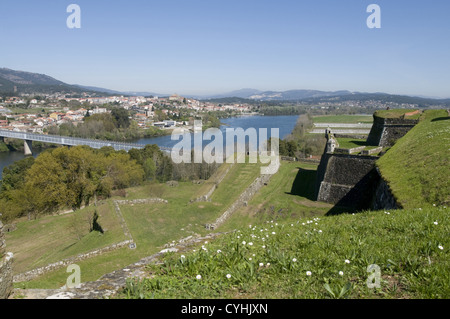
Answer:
0, 129, 172, 155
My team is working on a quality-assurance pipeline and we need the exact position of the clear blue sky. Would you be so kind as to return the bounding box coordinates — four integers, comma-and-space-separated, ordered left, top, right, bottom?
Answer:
1, 0, 449, 98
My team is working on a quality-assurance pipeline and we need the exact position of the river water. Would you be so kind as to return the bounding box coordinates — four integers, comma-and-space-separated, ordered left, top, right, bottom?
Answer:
0, 115, 299, 179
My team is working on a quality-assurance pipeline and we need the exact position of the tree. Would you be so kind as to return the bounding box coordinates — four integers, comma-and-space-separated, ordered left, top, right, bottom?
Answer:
111, 108, 130, 129
22, 151, 72, 218
1, 157, 35, 192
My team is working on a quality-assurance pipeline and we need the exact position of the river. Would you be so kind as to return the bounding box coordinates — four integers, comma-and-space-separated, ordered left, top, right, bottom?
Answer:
0, 115, 299, 179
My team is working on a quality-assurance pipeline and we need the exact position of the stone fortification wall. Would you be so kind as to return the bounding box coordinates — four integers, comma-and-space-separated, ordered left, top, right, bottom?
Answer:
0, 221, 13, 299
371, 168, 399, 210
366, 115, 418, 147
316, 153, 380, 210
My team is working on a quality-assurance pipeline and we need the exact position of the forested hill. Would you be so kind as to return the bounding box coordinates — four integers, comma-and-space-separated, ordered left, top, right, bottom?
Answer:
0, 68, 102, 95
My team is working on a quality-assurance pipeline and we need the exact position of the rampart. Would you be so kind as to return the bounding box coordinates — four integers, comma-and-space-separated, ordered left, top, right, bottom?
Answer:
315, 153, 380, 210
366, 115, 418, 147
315, 114, 404, 211
371, 168, 399, 210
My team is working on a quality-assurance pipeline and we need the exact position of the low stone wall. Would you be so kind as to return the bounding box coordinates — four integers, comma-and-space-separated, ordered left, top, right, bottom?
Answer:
114, 198, 168, 205
32, 232, 228, 299
13, 240, 133, 283
334, 134, 369, 140
190, 164, 233, 203
13, 197, 168, 284
190, 184, 215, 203
206, 173, 273, 230
0, 222, 13, 299
361, 147, 383, 156
334, 146, 367, 154
281, 156, 297, 162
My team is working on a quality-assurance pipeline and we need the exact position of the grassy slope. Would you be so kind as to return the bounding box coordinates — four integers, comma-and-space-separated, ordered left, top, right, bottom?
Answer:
119, 111, 450, 299
376, 110, 450, 208
221, 161, 332, 232
11, 162, 263, 289
6, 203, 127, 274
121, 206, 449, 299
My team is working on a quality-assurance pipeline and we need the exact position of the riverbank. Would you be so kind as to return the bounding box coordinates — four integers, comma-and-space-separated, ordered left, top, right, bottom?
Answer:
0, 115, 300, 179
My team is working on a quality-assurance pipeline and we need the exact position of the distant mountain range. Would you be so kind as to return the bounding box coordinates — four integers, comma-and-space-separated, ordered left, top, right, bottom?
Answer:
195, 88, 353, 101
1, 67, 449, 107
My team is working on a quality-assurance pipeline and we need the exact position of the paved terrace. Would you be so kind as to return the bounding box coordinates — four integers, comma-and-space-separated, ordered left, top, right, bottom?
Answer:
310, 122, 373, 135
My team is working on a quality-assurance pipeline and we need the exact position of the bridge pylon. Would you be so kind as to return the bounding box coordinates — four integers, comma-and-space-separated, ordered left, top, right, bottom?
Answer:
24, 140, 33, 156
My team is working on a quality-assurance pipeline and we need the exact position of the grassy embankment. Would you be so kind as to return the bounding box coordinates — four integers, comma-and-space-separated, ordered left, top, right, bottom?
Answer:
376, 109, 450, 209
121, 205, 448, 299
118, 111, 449, 299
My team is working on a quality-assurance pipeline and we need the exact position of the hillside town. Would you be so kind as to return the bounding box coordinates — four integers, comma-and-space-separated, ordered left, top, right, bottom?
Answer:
0, 93, 254, 133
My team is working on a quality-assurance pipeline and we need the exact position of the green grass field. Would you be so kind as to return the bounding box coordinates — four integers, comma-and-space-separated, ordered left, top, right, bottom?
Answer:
9, 161, 264, 289
6, 203, 127, 274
